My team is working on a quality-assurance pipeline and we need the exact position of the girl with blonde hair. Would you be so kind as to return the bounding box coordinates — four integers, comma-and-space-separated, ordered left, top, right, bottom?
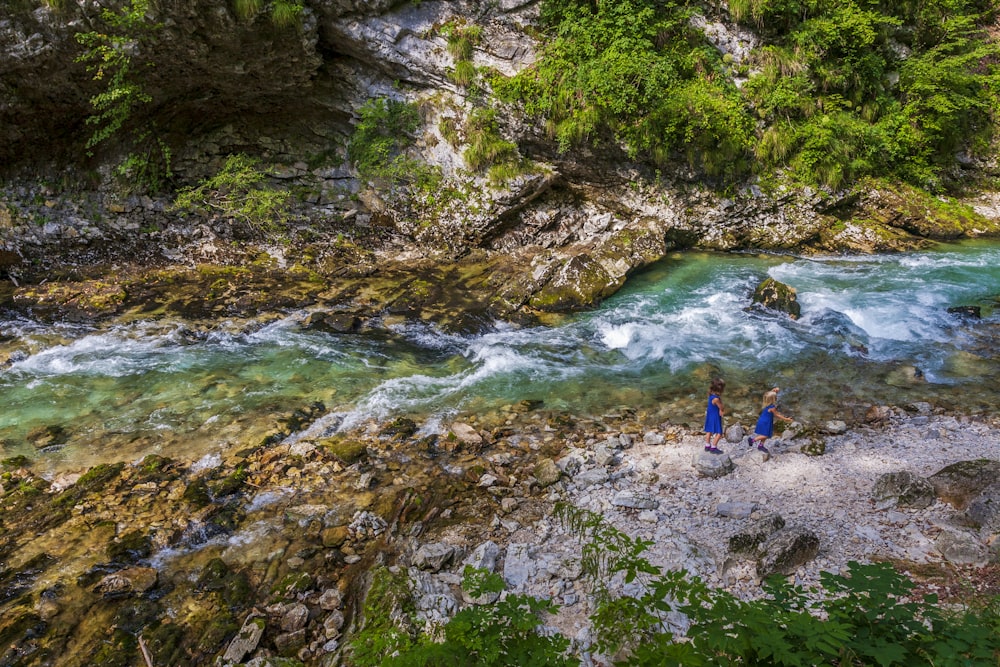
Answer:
750, 386, 793, 454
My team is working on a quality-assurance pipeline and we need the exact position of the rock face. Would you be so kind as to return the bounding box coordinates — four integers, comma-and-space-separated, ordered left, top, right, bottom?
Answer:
2, 0, 998, 329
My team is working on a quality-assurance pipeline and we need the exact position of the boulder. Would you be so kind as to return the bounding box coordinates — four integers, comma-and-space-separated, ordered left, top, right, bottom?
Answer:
412, 542, 457, 572
934, 529, 990, 566
611, 490, 660, 510
755, 526, 821, 579
728, 513, 786, 554
533, 458, 563, 488
449, 422, 483, 446
692, 450, 735, 478
751, 277, 801, 319
725, 423, 745, 443
223, 616, 266, 664
871, 471, 936, 510
928, 459, 1000, 509
964, 481, 1000, 532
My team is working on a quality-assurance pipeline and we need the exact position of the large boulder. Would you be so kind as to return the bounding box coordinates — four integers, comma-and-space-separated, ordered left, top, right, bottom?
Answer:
755, 526, 821, 579
871, 471, 936, 510
750, 277, 801, 319
934, 529, 990, 567
964, 481, 1000, 532
728, 513, 786, 554
928, 459, 1000, 509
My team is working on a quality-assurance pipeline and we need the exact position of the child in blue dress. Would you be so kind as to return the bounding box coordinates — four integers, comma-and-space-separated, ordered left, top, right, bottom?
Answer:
703, 378, 726, 453
750, 387, 793, 454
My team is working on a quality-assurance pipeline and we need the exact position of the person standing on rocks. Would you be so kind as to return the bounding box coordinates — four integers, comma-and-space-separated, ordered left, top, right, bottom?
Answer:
749, 387, 793, 454
704, 378, 726, 453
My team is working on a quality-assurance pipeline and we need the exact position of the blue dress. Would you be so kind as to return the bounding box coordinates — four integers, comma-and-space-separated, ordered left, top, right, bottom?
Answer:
755, 403, 776, 438
704, 393, 722, 434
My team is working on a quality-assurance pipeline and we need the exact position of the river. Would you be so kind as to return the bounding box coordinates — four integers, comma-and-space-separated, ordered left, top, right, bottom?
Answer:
2, 240, 999, 474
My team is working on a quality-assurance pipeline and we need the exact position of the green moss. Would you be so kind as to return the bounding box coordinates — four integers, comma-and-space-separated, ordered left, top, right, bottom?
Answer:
271, 571, 313, 598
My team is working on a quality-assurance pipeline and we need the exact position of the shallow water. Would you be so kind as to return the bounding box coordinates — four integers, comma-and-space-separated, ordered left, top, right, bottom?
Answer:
2, 240, 999, 473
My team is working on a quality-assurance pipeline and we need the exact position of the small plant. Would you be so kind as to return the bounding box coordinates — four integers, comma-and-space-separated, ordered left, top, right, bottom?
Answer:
172, 154, 291, 236
232, 0, 302, 25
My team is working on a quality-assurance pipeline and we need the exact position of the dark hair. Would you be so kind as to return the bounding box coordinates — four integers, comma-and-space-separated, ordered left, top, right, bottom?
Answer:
710, 378, 725, 394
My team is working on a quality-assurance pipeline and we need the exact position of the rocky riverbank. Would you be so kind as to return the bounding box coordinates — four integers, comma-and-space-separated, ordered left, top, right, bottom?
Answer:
1, 396, 998, 666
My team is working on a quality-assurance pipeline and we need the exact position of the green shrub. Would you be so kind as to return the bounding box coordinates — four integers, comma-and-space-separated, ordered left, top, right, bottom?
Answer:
347, 97, 441, 189
172, 154, 291, 236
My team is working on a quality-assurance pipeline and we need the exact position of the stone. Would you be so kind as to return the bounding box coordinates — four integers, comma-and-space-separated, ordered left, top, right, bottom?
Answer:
964, 481, 1000, 532
728, 513, 786, 554
865, 405, 892, 424
223, 616, 266, 664
449, 422, 483, 446
611, 490, 660, 510
928, 459, 1000, 509
323, 610, 345, 638
413, 542, 457, 572
934, 529, 989, 566
871, 471, 936, 510
751, 277, 801, 319
93, 566, 158, 597
692, 450, 735, 478
281, 603, 310, 633
503, 543, 534, 592
464, 540, 501, 572
717, 502, 758, 519
643, 431, 665, 445
318, 588, 342, 611
823, 420, 848, 434
725, 423, 745, 443
593, 445, 615, 466
533, 458, 562, 488
574, 468, 610, 487
755, 526, 820, 579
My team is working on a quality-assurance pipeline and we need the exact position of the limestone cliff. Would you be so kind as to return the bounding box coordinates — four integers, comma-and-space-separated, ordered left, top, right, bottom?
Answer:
1, 0, 999, 326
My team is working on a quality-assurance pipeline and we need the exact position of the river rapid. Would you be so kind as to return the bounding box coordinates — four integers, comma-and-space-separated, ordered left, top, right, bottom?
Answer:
2, 240, 999, 475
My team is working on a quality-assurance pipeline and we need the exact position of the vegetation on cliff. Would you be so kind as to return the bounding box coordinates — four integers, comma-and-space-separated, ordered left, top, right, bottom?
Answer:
497, 0, 1000, 191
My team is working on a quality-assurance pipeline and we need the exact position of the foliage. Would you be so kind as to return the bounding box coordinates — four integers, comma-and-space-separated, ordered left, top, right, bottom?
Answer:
378, 503, 1000, 665
501, 0, 1000, 190
495, 0, 753, 178
233, 0, 305, 27
74, 0, 172, 192
347, 98, 442, 190
382, 567, 574, 667
442, 23, 483, 87
172, 154, 291, 236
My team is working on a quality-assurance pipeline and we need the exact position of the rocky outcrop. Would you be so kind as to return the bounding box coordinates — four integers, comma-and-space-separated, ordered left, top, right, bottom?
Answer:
751, 277, 801, 319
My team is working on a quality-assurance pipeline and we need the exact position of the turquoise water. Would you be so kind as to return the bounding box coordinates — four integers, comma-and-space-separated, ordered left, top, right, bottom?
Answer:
2, 240, 999, 473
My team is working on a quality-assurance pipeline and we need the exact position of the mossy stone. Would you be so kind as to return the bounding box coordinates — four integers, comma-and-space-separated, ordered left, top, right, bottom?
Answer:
322, 436, 368, 464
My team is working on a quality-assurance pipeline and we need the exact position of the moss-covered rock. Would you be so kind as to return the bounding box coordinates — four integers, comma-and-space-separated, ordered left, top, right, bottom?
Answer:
751, 277, 801, 319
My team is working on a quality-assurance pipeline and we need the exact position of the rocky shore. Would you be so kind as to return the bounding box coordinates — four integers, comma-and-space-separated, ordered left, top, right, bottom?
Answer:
1, 395, 998, 666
